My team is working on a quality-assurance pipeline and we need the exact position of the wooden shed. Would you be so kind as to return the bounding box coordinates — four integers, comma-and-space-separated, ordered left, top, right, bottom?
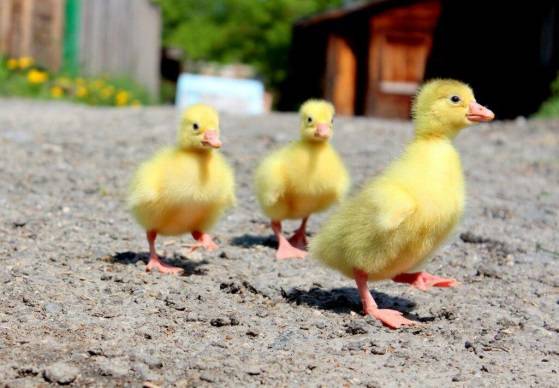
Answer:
0, 0, 161, 96
279, 0, 559, 119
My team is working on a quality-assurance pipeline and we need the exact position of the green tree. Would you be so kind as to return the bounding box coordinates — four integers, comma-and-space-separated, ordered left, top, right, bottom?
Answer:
156, 0, 344, 91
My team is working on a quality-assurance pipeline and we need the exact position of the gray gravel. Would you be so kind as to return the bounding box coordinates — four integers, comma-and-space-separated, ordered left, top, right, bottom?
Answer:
0, 99, 558, 387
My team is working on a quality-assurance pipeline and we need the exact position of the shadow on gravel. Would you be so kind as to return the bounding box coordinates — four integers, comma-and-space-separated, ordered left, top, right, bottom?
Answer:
110, 251, 209, 276
283, 286, 419, 318
230, 234, 277, 248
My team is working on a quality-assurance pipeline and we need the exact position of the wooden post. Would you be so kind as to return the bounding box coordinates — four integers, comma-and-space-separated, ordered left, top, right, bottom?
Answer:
0, 0, 13, 54
324, 34, 357, 116
31, 0, 65, 70
0, 0, 64, 71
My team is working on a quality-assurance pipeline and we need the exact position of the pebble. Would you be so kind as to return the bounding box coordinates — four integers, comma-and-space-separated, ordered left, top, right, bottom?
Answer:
97, 358, 130, 377
43, 303, 63, 315
345, 321, 369, 335
43, 362, 79, 385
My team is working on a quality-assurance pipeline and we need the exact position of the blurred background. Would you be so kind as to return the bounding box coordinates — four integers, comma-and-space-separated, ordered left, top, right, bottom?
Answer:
0, 0, 558, 119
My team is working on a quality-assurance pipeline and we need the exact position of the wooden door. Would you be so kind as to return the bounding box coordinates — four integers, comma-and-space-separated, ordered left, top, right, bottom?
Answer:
365, 0, 441, 118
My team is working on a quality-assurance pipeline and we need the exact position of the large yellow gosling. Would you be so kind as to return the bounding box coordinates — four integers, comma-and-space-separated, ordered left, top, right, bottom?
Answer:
310, 80, 494, 328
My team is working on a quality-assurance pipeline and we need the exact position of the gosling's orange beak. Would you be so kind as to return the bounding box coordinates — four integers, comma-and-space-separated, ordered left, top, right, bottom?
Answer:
201, 130, 222, 148
467, 102, 495, 122
314, 123, 331, 139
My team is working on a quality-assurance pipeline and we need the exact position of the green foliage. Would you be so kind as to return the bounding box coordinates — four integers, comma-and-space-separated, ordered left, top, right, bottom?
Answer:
156, 0, 344, 90
536, 73, 559, 118
0, 56, 152, 107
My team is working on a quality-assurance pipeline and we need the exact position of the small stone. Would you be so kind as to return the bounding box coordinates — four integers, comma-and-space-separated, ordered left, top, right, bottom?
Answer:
229, 316, 240, 326
137, 353, 163, 369
87, 347, 105, 357
43, 303, 63, 315
210, 318, 228, 327
43, 362, 79, 385
219, 282, 242, 294
17, 366, 39, 377
165, 296, 187, 311
345, 321, 369, 335
370, 344, 386, 355
97, 358, 129, 377
246, 329, 260, 337
199, 372, 214, 382
245, 365, 261, 375
142, 382, 162, 388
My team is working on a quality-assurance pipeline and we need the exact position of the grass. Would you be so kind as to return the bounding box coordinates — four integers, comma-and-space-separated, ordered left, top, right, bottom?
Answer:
0, 56, 153, 107
536, 73, 559, 118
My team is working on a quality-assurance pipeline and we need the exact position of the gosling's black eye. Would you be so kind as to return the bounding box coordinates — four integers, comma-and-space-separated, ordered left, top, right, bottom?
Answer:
307, 117, 312, 123
450, 95, 461, 103
193, 123, 199, 131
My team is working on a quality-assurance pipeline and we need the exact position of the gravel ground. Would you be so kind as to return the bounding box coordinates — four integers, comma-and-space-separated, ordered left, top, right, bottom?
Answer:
0, 99, 558, 387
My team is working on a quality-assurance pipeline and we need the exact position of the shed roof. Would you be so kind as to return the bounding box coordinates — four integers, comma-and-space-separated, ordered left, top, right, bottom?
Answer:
297, 0, 427, 27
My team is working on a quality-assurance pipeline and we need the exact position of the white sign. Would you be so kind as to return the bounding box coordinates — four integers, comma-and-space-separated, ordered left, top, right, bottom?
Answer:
176, 73, 265, 115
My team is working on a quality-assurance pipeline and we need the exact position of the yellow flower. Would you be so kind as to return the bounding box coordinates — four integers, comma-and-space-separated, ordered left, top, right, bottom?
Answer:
92, 80, 105, 89
131, 99, 142, 107
100, 86, 114, 99
18, 57, 34, 69
56, 77, 72, 87
7, 59, 18, 70
115, 90, 130, 106
75, 85, 88, 98
50, 86, 64, 98
27, 69, 48, 84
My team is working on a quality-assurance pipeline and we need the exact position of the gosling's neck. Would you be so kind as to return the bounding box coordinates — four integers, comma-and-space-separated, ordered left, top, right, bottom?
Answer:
413, 113, 463, 142
177, 145, 215, 160
299, 137, 330, 149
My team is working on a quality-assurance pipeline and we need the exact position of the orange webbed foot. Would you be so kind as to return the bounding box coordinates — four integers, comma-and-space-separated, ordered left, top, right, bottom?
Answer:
366, 307, 417, 329
393, 272, 458, 291
276, 243, 307, 260
146, 256, 184, 275
188, 231, 219, 253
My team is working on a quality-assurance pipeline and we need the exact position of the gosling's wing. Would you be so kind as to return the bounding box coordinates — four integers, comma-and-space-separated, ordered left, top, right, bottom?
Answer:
368, 182, 416, 232
254, 150, 287, 207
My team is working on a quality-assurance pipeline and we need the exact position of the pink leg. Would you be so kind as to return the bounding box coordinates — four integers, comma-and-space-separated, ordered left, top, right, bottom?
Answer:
288, 217, 308, 250
145, 230, 184, 274
392, 272, 458, 291
271, 220, 307, 259
354, 269, 416, 329
187, 231, 219, 252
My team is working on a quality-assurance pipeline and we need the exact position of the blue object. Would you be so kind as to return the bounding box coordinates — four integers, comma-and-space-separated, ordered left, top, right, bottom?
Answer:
176, 73, 265, 115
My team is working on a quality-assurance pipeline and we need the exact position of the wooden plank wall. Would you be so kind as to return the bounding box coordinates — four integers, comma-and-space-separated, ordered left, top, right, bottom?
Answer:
325, 35, 357, 116
80, 0, 161, 96
0, 0, 64, 71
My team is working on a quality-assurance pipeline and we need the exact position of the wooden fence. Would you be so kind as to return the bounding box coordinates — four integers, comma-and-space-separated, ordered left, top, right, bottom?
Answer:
0, 0, 161, 97
79, 0, 161, 96
0, 0, 64, 71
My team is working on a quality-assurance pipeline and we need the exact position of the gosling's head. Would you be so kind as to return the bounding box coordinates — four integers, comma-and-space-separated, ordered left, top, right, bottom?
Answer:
177, 104, 222, 150
412, 79, 494, 138
299, 99, 335, 142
